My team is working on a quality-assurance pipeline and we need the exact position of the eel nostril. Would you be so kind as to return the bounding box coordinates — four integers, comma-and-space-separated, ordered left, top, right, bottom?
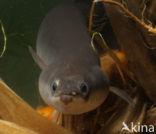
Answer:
60, 95, 73, 105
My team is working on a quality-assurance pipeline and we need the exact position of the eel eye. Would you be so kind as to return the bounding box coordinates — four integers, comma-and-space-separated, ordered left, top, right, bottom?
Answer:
52, 83, 57, 91
80, 82, 89, 95
52, 80, 60, 92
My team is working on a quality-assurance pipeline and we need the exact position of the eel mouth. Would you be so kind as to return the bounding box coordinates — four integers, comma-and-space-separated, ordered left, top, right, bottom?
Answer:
60, 94, 74, 105
44, 89, 109, 115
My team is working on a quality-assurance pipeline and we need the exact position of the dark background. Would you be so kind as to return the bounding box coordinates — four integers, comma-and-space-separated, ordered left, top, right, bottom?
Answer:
0, 0, 65, 108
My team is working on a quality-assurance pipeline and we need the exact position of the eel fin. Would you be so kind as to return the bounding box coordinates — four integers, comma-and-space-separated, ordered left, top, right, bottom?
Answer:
110, 86, 135, 107
28, 46, 46, 70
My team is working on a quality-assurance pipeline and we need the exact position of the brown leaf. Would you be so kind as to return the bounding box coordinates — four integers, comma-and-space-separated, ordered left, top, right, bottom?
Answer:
0, 79, 73, 134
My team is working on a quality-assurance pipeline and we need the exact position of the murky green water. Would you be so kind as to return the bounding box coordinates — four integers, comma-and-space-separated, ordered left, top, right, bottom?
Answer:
0, 0, 65, 108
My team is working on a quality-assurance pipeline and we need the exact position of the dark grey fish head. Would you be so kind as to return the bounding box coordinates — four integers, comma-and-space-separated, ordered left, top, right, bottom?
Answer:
39, 63, 109, 115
